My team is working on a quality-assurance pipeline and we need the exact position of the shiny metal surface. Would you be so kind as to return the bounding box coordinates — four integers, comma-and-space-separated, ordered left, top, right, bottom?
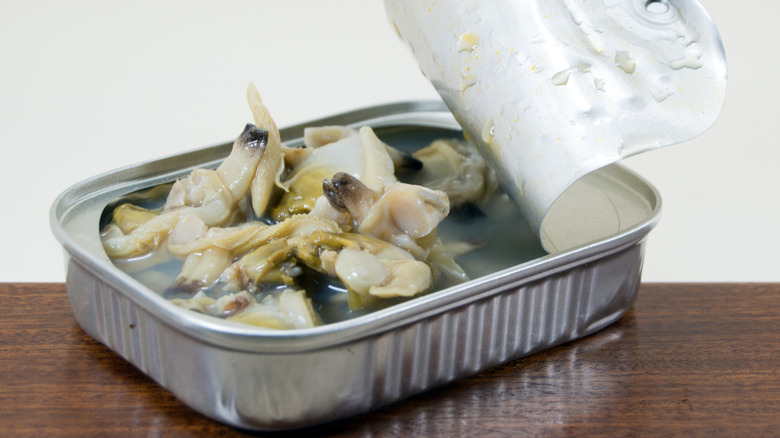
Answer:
385, 0, 723, 249
51, 102, 661, 430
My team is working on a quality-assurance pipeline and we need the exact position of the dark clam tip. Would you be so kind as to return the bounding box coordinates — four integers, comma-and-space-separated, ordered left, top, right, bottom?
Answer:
322, 177, 346, 210
241, 123, 269, 147
163, 280, 203, 300
322, 172, 363, 211
330, 172, 350, 184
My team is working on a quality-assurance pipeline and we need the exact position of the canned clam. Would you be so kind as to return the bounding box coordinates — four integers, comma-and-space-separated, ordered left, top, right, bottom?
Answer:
51, 103, 663, 430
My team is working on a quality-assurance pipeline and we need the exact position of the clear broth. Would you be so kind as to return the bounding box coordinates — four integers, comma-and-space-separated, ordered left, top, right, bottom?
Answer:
102, 126, 547, 324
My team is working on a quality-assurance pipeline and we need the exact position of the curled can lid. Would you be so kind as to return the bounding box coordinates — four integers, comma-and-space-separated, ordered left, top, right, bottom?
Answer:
385, 0, 727, 250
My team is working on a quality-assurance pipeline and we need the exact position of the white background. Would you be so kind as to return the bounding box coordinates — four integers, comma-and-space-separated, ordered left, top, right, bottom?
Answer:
1, 0, 777, 282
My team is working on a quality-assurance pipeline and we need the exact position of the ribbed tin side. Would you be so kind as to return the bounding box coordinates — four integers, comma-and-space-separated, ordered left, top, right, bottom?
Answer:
65, 240, 644, 430
67, 263, 167, 386
348, 240, 644, 425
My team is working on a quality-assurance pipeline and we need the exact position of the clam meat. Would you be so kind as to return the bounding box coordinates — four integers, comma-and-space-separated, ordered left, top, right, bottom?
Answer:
410, 138, 499, 208
101, 84, 490, 329
171, 289, 320, 329
101, 124, 269, 261
271, 125, 396, 221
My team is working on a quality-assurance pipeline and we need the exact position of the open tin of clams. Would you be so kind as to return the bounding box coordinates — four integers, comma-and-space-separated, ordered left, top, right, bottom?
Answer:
51, 101, 661, 430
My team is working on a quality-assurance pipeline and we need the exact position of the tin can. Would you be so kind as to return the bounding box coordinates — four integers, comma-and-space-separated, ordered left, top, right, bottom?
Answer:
51, 101, 660, 430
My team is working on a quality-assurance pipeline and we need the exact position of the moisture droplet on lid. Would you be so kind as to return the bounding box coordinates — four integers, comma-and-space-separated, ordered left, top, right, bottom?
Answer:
481, 119, 495, 143
615, 50, 636, 74
457, 32, 479, 52
551, 70, 570, 86
460, 74, 478, 91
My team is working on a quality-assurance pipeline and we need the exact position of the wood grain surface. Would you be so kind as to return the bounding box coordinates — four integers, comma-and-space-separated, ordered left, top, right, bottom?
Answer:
1, 283, 778, 436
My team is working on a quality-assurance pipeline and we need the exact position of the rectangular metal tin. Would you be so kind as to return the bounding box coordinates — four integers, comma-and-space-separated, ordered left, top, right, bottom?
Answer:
51, 101, 661, 431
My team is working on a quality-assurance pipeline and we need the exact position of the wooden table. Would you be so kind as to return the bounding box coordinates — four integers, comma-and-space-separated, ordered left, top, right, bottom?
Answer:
1, 283, 778, 436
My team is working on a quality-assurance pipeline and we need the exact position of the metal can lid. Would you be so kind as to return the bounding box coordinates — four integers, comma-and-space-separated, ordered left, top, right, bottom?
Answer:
386, 0, 726, 250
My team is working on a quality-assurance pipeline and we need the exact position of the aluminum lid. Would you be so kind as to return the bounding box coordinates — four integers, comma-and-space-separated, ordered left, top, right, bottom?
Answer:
385, 0, 726, 250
